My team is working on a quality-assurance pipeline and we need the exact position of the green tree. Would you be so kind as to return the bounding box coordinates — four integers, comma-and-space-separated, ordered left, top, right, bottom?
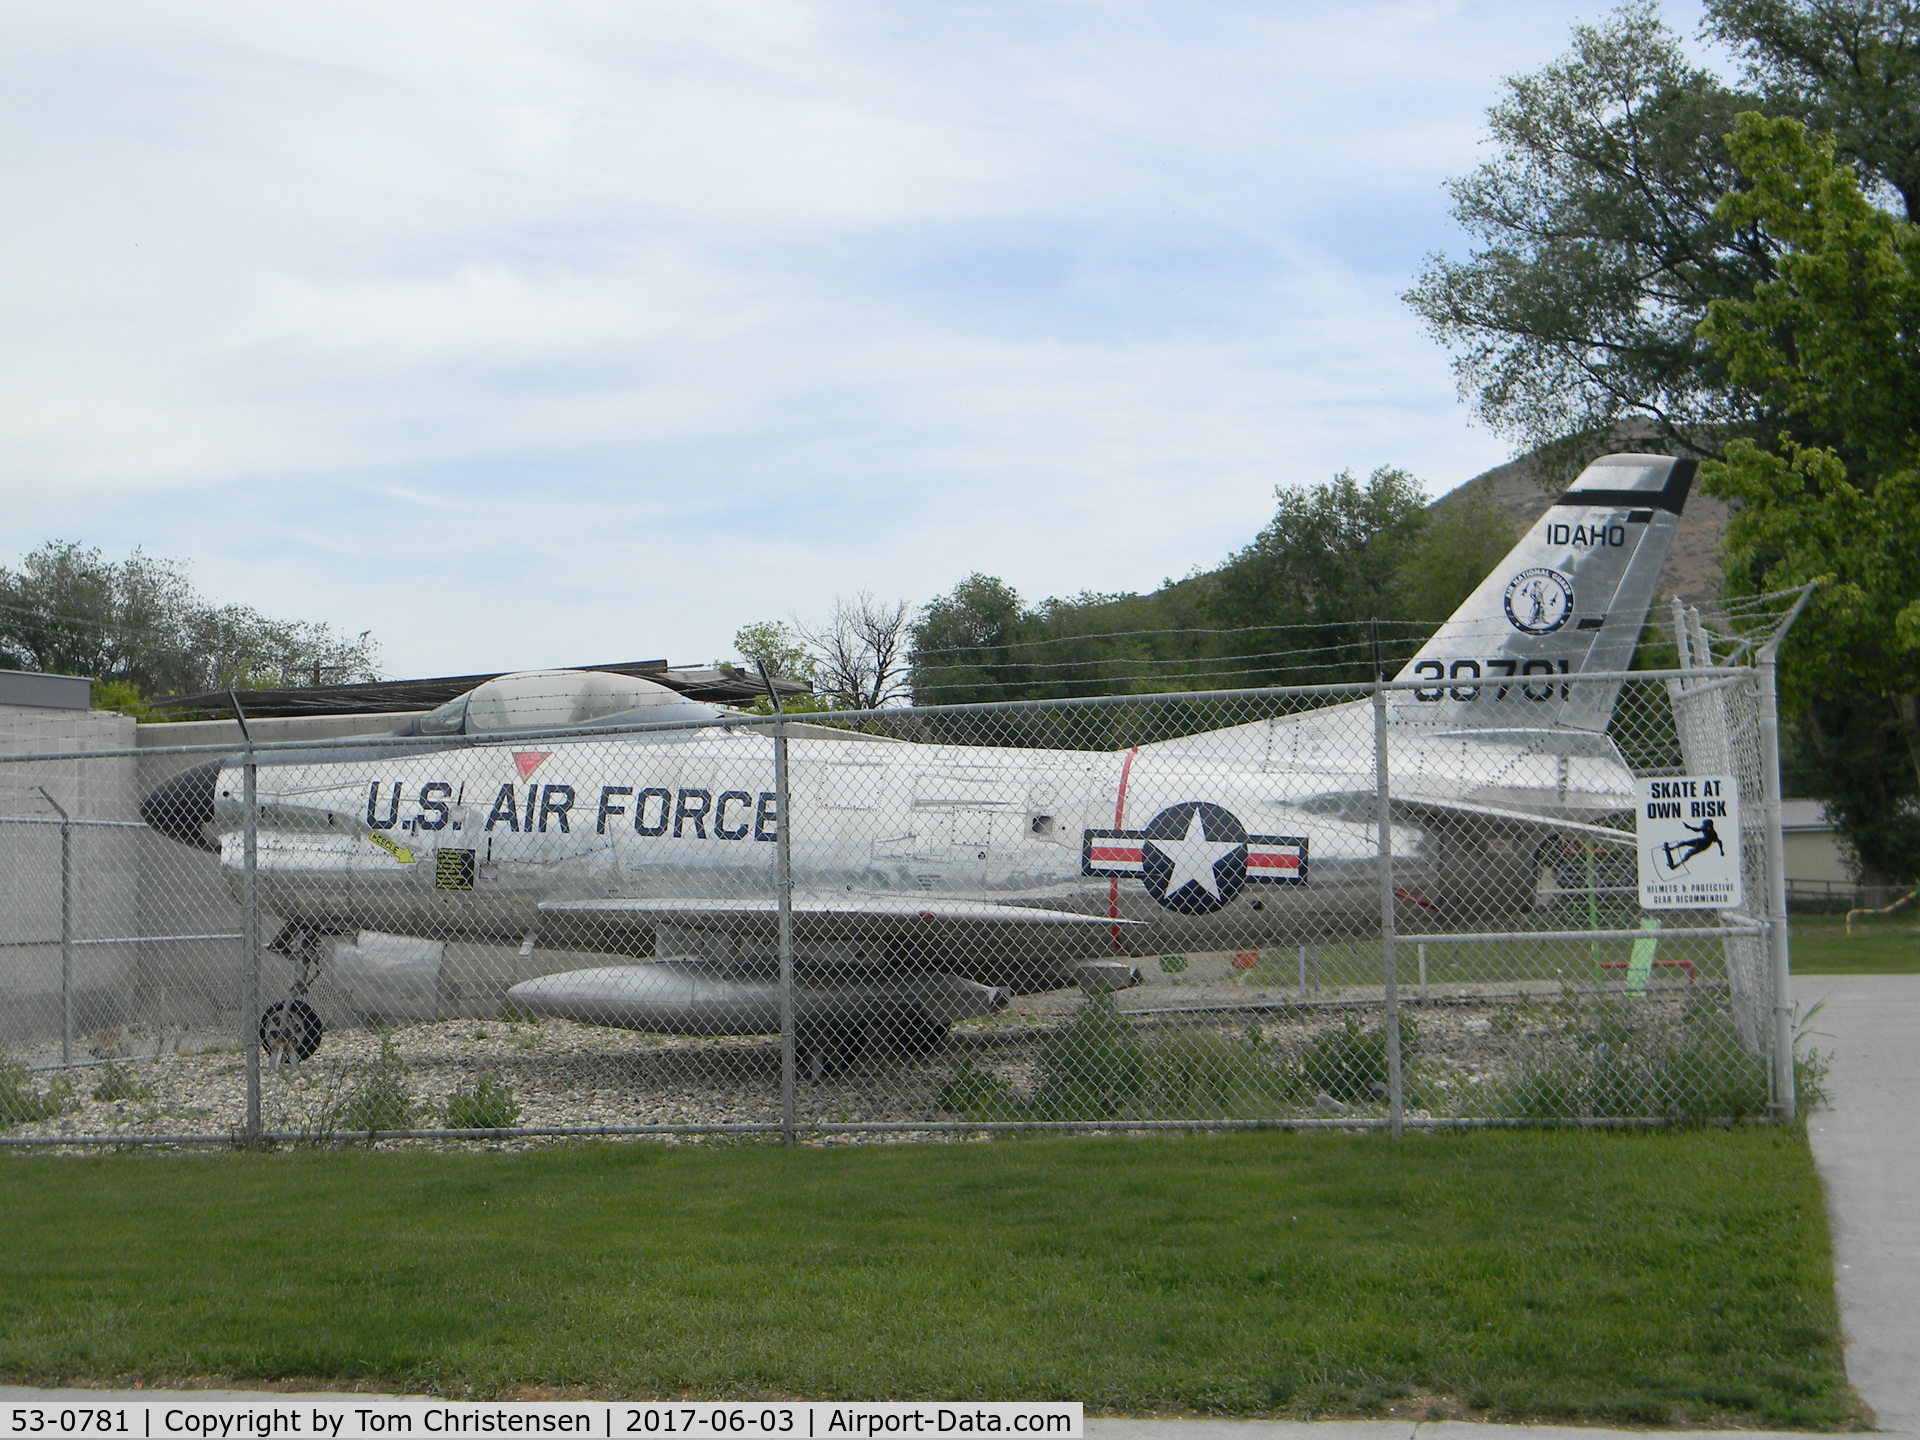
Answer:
1405, 4, 1765, 456
1705, 0, 1920, 218
731, 621, 814, 683
908, 574, 1033, 706
724, 620, 837, 715
1408, 0, 1920, 459
1699, 114, 1920, 880
0, 542, 378, 706
1397, 480, 1520, 621
905, 468, 1504, 710
1204, 466, 1431, 683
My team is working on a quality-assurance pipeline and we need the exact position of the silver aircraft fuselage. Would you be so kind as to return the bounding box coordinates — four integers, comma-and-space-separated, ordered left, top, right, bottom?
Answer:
200, 694, 1635, 988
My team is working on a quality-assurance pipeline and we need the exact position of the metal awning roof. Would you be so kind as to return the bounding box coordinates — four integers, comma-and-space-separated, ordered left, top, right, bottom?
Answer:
151, 661, 806, 717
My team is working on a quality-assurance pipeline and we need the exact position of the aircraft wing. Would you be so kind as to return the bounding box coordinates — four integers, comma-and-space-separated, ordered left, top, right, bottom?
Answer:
538, 897, 1138, 928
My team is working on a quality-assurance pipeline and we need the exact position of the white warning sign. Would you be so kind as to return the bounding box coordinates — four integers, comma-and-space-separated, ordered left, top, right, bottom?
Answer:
1637, 774, 1742, 909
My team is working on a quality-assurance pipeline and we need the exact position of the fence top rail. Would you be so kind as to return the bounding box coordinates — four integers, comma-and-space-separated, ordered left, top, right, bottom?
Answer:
0, 814, 150, 828
0, 664, 1758, 766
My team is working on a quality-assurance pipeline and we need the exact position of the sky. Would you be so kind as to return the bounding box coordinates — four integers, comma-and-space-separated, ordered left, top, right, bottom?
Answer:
0, 0, 1717, 680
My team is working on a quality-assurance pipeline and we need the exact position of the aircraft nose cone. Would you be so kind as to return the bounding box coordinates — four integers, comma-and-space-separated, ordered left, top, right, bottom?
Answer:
140, 758, 221, 851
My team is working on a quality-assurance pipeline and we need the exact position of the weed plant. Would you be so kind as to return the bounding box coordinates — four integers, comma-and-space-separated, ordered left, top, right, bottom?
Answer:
1149, 1029, 1294, 1118
938, 992, 1801, 1127
91, 1064, 154, 1103
0, 1056, 72, 1128
938, 1001, 1304, 1123
338, 1036, 418, 1136
933, 1061, 1016, 1118
1479, 995, 1774, 1122
443, 1073, 521, 1130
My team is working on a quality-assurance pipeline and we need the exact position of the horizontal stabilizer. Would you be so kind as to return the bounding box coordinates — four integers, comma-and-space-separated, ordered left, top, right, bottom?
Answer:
1391, 794, 1636, 846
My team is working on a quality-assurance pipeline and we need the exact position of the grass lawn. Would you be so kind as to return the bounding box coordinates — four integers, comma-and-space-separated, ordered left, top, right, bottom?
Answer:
0, 1129, 1860, 1428
1790, 915, 1920, 973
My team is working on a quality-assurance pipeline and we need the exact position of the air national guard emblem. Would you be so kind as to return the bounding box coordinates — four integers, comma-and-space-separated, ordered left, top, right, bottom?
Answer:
1082, 802, 1307, 914
1503, 567, 1574, 636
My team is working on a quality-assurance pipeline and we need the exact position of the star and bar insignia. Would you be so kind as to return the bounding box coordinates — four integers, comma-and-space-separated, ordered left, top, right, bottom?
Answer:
1083, 801, 1307, 914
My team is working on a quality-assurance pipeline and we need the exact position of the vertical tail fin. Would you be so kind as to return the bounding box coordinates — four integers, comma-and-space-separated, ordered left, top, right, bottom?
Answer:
1391, 453, 1695, 731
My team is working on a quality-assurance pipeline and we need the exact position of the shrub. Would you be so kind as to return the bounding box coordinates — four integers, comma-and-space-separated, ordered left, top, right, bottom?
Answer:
0, 1056, 73, 1128
934, 1061, 1016, 1119
1296, 1015, 1417, 1103
443, 1073, 521, 1130
1026, 994, 1149, 1119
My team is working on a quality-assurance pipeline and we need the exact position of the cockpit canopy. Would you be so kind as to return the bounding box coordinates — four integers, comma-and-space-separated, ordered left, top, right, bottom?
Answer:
408, 670, 727, 736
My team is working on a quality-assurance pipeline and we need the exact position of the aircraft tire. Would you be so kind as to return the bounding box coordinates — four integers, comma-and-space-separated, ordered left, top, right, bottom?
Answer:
887, 1012, 949, 1056
796, 1022, 867, 1080
260, 999, 323, 1062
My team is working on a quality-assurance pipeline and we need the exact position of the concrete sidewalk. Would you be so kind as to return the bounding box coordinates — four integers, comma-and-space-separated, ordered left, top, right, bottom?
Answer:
1793, 973, 1920, 1436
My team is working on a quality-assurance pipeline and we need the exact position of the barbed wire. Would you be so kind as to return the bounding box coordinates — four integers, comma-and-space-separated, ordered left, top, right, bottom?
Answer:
908, 617, 1435, 658
909, 634, 1436, 675
906, 654, 1431, 695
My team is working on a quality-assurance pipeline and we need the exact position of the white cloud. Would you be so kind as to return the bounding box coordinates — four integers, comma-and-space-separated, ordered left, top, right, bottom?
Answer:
0, 0, 1710, 676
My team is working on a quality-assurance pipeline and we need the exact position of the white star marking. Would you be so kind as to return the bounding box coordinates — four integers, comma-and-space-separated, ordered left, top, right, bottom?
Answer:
1146, 809, 1241, 900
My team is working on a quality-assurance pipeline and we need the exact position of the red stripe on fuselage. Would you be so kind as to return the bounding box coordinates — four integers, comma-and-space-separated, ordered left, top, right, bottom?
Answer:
1247, 851, 1301, 870
1108, 747, 1141, 952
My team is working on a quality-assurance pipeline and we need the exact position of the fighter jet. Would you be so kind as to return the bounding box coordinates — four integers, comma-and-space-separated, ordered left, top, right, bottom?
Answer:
142, 453, 1693, 1066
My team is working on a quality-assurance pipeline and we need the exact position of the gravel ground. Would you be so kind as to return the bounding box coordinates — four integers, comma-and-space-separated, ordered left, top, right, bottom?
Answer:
0, 979, 1726, 1149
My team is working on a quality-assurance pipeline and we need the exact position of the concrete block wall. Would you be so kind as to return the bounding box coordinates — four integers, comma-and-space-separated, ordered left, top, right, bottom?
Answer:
0, 703, 139, 1044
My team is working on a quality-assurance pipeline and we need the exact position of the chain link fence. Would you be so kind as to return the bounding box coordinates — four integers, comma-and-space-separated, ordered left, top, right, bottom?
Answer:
0, 659, 1794, 1146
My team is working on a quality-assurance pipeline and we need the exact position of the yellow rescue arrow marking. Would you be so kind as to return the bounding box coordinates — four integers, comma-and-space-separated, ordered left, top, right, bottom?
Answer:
367, 831, 416, 865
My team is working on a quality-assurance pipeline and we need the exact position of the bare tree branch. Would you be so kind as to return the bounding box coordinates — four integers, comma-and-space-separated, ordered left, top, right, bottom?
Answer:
795, 592, 914, 710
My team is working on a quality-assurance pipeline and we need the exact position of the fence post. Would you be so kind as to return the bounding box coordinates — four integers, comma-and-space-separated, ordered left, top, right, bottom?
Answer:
1757, 646, 1798, 1121
757, 669, 798, 1146
1373, 683, 1403, 1136
231, 692, 264, 1145
35, 788, 74, 1068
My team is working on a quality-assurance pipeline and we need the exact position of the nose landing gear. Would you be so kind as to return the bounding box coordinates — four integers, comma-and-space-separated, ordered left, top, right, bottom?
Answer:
260, 925, 332, 1065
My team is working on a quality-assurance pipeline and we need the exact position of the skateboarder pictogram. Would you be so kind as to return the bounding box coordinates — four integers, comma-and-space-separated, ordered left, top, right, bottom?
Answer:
1660, 817, 1724, 872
